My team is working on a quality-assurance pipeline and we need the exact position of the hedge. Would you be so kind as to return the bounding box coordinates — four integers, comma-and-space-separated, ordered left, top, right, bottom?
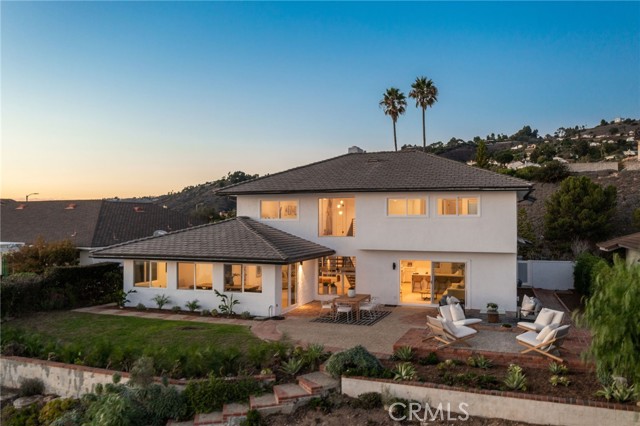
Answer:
0, 262, 122, 317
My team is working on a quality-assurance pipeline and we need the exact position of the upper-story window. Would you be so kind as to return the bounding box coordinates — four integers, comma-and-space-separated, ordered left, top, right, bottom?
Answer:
387, 198, 427, 216
319, 198, 355, 237
260, 200, 298, 220
437, 197, 479, 216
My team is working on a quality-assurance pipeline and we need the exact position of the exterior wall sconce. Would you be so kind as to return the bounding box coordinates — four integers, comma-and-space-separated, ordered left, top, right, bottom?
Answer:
392, 262, 397, 270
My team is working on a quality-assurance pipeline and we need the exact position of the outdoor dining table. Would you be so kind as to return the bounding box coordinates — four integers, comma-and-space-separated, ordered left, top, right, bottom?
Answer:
332, 293, 371, 321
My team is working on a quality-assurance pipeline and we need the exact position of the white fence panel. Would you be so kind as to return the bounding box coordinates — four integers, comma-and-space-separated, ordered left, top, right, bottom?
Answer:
518, 260, 574, 290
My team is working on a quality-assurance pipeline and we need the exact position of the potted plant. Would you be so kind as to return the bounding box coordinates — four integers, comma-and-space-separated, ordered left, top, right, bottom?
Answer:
347, 285, 356, 298
330, 283, 338, 295
486, 302, 499, 323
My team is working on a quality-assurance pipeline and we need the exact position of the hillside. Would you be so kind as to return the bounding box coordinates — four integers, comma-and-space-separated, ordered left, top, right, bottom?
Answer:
520, 169, 640, 258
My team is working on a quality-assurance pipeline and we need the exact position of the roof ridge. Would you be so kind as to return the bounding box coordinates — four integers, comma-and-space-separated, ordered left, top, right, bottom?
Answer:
90, 218, 229, 254
236, 217, 288, 261
216, 152, 354, 194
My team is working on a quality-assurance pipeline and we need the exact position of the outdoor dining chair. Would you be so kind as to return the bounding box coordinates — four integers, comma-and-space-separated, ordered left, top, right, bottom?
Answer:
335, 303, 353, 323
359, 296, 381, 320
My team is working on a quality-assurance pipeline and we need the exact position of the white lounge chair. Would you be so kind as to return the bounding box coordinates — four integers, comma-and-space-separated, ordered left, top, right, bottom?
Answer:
517, 308, 564, 332
516, 324, 570, 363
424, 316, 477, 348
438, 303, 482, 327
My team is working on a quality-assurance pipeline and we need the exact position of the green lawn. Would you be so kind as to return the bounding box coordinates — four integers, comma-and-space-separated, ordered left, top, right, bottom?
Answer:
5, 311, 260, 353
2, 311, 268, 377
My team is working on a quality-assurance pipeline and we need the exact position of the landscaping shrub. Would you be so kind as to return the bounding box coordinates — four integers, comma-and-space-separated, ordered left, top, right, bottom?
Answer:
324, 345, 383, 379
19, 378, 45, 397
391, 346, 414, 362
0, 262, 121, 318
183, 376, 265, 413
417, 352, 439, 366
129, 356, 155, 388
574, 252, 608, 297
575, 256, 640, 385
352, 392, 382, 409
239, 409, 264, 426
1, 403, 42, 426
503, 364, 527, 391
39, 398, 79, 425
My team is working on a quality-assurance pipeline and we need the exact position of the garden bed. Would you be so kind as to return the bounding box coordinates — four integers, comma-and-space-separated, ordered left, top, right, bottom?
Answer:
380, 357, 606, 403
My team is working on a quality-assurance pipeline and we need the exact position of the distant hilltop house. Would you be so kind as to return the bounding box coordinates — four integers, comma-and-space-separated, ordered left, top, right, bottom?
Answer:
93, 149, 532, 316
0, 199, 203, 264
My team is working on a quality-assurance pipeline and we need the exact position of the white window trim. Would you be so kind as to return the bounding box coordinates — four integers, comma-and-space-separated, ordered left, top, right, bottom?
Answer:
436, 196, 481, 217
260, 200, 299, 221
224, 264, 263, 293
386, 197, 429, 218
176, 262, 213, 291
133, 260, 168, 288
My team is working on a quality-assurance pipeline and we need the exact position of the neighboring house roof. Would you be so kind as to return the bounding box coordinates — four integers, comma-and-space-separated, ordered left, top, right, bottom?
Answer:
0, 199, 201, 248
91, 217, 335, 264
217, 150, 532, 195
597, 232, 640, 252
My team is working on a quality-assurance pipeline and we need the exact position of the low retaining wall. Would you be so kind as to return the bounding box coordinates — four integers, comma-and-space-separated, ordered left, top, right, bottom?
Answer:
342, 376, 639, 426
0, 356, 275, 399
1, 356, 131, 398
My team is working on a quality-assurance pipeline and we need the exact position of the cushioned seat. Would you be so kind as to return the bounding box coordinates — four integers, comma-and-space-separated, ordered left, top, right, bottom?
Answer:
438, 304, 482, 327
516, 324, 571, 362
424, 316, 478, 348
517, 308, 564, 332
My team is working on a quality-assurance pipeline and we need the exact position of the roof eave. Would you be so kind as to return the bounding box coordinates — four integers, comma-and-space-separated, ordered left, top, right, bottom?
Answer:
91, 249, 336, 265
217, 186, 532, 196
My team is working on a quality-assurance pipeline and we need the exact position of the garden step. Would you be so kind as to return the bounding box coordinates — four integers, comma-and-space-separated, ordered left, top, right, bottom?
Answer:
297, 372, 339, 395
273, 383, 312, 403
193, 411, 224, 426
222, 402, 250, 421
249, 393, 279, 409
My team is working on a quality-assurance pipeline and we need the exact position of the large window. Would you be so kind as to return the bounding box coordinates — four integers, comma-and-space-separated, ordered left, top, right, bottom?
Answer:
260, 200, 298, 220
318, 198, 355, 237
387, 198, 427, 216
133, 261, 167, 288
224, 264, 263, 293
177, 263, 213, 290
437, 197, 479, 216
318, 256, 356, 295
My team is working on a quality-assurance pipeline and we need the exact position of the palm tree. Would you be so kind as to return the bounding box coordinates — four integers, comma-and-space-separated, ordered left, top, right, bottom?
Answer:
379, 87, 407, 151
408, 77, 438, 149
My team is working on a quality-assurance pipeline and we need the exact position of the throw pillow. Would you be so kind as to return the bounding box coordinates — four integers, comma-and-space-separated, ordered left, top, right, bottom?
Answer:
536, 323, 559, 341
448, 296, 460, 304
441, 319, 459, 336
439, 305, 454, 322
450, 303, 466, 322
535, 309, 555, 326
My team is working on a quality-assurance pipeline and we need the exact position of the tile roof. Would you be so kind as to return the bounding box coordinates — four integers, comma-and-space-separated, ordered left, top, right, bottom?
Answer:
91, 216, 335, 264
597, 232, 640, 252
0, 199, 201, 248
217, 150, 532, 195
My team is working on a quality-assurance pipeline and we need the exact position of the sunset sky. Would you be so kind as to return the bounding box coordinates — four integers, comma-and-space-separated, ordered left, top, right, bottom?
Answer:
2, 2, 639, 201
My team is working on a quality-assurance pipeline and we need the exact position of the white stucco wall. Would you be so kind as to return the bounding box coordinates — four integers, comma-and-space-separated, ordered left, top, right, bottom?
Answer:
122, 260, 281, 317
236, 191, 517, 254
236, 191, 519, 311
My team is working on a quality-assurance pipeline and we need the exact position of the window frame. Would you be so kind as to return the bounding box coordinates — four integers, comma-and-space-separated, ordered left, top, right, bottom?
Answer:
436, 196, 480, 217
260, 200, 299, 220
177, 262, 213, 291
133, 260, 167, 288
386, 197, 428, 217
223, 264, 263, 293
318, 197, 356, 237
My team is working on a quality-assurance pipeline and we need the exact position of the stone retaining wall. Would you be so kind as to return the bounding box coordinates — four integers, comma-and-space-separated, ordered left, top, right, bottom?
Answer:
342, 376, 639, 426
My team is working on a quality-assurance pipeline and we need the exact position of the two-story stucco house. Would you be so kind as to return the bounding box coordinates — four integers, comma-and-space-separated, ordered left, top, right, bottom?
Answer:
92, 150, 532, 316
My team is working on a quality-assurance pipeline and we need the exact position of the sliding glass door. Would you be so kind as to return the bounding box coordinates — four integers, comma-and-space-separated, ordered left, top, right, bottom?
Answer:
399, 260, 466, 305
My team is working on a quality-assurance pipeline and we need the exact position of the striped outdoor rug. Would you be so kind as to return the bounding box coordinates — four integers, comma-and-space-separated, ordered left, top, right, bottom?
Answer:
310, 309, 391, 326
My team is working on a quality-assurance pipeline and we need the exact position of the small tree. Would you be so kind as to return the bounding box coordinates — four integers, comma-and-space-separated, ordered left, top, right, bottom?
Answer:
517, 208, 538, 259
4, 237, 78, 275
544, 176, 617, 245
475, 141, 489, 168
574, 257, 640, 384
